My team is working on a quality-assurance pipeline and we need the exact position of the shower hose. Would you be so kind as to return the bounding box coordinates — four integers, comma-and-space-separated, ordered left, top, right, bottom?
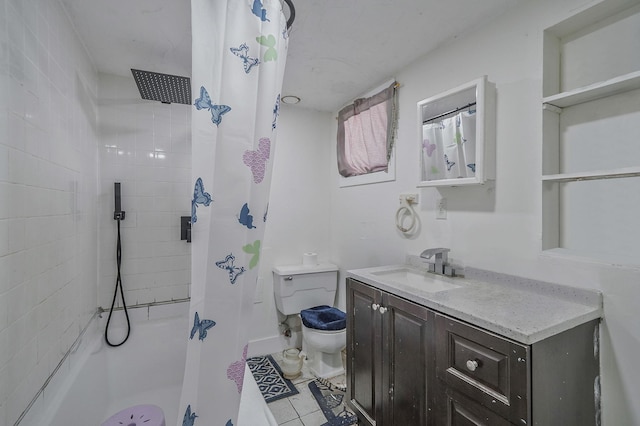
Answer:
105, 217, 131, 347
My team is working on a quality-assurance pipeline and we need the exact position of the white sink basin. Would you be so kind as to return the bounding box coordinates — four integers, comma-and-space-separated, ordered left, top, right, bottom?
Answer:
370, 267, 461, 293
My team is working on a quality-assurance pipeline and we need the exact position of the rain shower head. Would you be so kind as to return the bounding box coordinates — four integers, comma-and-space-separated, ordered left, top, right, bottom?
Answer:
131, 69, 191, 105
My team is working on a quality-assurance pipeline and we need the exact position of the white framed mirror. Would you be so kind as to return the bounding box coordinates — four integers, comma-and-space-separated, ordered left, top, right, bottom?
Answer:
417, 76, 495, 187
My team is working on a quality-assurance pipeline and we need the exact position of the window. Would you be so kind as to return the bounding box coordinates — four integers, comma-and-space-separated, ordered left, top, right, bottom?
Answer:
337, 80, 398, 187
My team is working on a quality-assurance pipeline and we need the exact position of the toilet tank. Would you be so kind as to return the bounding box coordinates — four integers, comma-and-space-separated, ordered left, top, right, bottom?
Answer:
273, 263, 339, 315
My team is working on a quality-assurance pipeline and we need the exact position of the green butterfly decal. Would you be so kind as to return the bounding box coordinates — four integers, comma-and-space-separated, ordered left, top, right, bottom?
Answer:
256, 35, 277, 62
242, 240, 261, 269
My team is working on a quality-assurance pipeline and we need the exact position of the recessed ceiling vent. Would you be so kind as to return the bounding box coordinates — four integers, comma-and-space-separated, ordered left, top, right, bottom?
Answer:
131, 69, 191, 105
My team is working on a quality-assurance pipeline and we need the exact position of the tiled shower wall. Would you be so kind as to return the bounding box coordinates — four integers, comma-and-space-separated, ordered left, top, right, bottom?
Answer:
97, 73, 191, 309
0, 0, 99, 424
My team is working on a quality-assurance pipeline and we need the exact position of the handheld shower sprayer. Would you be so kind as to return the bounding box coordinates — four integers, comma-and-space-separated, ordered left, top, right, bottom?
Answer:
105, 182, 130, 347
113, 182, 125, 221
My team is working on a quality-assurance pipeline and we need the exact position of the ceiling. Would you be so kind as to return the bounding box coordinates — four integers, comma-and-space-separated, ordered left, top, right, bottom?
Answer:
60, 0, 524, 112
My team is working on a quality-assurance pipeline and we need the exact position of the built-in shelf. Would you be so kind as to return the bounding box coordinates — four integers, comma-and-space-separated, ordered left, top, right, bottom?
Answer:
540, 1, 640, 263
543, 70, 640, 108
542, 167, 640, 183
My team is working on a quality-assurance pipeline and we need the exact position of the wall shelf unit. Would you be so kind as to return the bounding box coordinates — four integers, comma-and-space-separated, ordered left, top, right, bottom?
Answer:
543, 70, 640, 108
541, 0, 640, 263
542, 167, 640, 183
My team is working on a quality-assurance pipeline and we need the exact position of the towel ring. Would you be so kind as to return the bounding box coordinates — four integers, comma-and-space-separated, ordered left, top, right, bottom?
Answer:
395, 198, 418, 234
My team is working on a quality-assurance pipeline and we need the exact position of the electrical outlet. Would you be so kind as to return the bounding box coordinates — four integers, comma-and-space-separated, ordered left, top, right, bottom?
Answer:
436, 197, 447, 219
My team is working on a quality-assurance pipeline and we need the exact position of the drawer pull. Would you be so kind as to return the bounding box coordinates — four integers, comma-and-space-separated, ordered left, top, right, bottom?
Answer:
371, 303, 380, 311
466, 359, 479, 372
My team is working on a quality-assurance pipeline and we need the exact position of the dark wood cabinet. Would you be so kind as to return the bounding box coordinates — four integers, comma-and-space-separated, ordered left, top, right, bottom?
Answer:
347, 278, 601, 426
347, 278, 383, 425
347, 278, 435, 426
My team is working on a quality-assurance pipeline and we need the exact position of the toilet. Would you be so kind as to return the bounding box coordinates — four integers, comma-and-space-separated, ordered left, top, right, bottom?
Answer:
273, 263, 346, 378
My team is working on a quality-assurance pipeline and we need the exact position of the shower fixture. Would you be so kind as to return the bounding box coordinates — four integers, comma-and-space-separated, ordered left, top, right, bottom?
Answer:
105, 182, 131, 347
131, 69, 191, 105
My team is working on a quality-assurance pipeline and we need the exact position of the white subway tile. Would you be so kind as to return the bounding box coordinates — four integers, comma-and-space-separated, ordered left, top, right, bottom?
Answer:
6, 2, 23, 50
0, 364, 9, 412
0, 219, 8, 256
7, 217, 24, 253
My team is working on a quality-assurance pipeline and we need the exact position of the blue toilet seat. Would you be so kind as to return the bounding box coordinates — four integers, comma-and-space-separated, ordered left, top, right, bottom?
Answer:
300, 305, 346, 331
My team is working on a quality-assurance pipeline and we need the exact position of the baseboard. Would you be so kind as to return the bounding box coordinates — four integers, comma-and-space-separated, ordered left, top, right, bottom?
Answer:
248, 330, 302, 358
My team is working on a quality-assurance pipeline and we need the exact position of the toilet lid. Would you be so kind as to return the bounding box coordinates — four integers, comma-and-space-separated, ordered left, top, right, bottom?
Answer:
300, 305, 346, 331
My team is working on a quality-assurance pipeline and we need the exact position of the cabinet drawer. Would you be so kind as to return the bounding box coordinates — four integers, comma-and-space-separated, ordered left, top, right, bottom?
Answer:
438, 385, 513, 426
435, 314, 530, 424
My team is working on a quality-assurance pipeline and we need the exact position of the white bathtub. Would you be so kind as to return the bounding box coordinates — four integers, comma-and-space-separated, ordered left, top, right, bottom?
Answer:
19, 302, 276, 426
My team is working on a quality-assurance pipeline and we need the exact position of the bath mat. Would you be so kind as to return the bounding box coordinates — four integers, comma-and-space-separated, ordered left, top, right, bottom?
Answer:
247, 355, 299, 403
308, 379, 358, 426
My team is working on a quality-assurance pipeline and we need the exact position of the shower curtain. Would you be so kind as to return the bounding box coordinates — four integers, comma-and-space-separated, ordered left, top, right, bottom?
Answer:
422, 111, 476, 181
179, 1, 288, 424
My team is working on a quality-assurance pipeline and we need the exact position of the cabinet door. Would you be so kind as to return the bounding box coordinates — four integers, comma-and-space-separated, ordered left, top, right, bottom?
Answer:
383, 293, 435, 426
347, 278, 383, 426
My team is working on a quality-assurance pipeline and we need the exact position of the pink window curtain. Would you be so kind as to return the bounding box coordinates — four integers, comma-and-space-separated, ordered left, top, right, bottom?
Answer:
337, 82, 398, 177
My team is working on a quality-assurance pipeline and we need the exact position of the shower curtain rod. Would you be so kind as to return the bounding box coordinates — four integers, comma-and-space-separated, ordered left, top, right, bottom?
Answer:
423, 102, 476, 124
284, 0, 295, 29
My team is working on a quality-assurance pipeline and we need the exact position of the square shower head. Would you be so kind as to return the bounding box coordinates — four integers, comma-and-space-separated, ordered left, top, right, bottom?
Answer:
131, 69, 191, 105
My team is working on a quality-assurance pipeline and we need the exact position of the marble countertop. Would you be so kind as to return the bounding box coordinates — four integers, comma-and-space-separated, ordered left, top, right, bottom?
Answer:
346, 259, 602, 345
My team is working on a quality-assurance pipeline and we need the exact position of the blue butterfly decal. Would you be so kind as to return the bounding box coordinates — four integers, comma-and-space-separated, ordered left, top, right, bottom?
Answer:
263, 203, 268, 223
183, 405, 197, 426
250, 0, 269, 22
191, 177, 212, 224
216, 254, 246, 284
467, 163, 476, 173
238, 203, 256, 229
226, 421, 233, 426
230, 43, 260, 74
444, 154, 456, 171
194, 86, 231, 126
272, 94, 280, 130
190, 311, 216, 341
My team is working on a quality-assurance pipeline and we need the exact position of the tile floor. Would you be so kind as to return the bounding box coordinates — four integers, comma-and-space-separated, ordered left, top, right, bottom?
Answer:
267, 351, 349, 426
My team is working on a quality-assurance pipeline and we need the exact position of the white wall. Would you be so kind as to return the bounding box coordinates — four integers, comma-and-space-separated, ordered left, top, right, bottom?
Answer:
328, 0, 640, 424
249, 104, 334, 354
97, 73, 191, 309
0, 0, 99, 423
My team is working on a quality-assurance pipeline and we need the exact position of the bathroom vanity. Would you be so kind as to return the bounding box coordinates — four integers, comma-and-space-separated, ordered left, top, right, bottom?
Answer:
346, 263, 602, 426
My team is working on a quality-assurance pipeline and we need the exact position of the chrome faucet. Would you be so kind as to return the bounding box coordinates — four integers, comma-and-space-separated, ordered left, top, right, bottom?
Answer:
420, 248, 454, 276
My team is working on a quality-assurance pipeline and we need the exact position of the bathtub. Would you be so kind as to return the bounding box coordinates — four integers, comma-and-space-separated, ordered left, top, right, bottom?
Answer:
19, 301, 276, 426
